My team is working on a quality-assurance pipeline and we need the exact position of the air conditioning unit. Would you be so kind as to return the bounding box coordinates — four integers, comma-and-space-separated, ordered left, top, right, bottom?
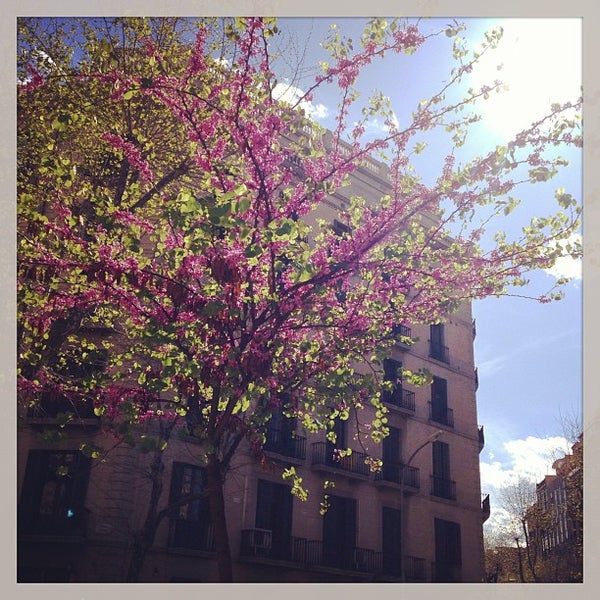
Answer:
246, 528, 272, 556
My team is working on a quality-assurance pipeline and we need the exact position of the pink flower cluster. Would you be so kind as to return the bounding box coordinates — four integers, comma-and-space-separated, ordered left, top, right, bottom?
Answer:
102, 132, 154, 183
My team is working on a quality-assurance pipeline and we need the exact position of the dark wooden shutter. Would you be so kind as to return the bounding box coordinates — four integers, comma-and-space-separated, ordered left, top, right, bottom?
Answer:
434, 518, 462, 581
382, 507, 402, 575
432, 441, 450, 479
431, 376, 448, 421
323, 495, 356, 568
383, 427, 401, 481
255, 480, 293, 559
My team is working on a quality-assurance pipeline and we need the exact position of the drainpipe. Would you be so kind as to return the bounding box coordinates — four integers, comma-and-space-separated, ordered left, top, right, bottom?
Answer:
399, 430, 444, 582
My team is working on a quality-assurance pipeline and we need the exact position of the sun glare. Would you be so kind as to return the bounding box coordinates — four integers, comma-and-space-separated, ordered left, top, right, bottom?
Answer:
470, 18, 582, 140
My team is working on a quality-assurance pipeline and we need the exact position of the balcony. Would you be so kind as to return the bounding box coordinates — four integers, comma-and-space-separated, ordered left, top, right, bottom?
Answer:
311, 443, 371, 478
240, 528, 276, 558
428, 403, 454, 428
27, 394, 100, 425
432, 561, 462, 583
374, 463, 420, 492
429, 342, 450, 364
382, 387, 415, 413
482, 494, 491, 522
474, 367, 479, 391
264, 433, 307, 461
240, 532, 427, 580
381, 554, 427, 581
391, 323, 412, 346
478, 425, 485, 452
431, 476, 457, 501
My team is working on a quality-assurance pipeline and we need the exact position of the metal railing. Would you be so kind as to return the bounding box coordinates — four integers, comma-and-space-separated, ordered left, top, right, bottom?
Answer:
311, 443, 371, 477
428, 402, 454, 427
241, 533, 427, 580
391, 323, 412, 341
431, 561, 462, 582
482, 494, 491, 521
375, 463, 420, 490
431, 476, 457, 501
382, 387, 416, 412
264, 432, 307, 460
429, 343, 450, 363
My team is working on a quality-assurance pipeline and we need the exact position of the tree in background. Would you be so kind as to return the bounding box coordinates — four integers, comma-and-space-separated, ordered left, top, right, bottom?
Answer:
17, 17, 582, 581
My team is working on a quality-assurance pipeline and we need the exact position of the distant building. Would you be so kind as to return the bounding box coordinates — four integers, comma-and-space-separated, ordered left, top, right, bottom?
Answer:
18, 134, 489, 582
526, 436, 583, 582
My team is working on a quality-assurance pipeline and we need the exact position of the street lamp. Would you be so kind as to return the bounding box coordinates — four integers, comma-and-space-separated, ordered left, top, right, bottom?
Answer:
399, 429, 444, 582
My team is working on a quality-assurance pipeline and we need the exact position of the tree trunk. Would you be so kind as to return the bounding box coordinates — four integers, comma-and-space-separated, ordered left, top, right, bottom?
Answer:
515, 538, 526, 583
126, 431, 170, 582
206, 453, 233, 582
522, 519, 538, 582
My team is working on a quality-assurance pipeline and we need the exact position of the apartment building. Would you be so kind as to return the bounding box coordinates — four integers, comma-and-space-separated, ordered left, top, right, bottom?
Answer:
525, 437, 583, 582
17, 137, 489, 583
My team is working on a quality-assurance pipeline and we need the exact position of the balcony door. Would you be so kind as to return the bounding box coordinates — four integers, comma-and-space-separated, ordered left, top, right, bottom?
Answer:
434, 518, 462, 582
431, 376, 448, 424
382, 506, 402, 576
255, 480, 293, 560
18, 449, 91, 537
382, 426, 401, 483
168, 462, 212, 551
322, 495, 356, 569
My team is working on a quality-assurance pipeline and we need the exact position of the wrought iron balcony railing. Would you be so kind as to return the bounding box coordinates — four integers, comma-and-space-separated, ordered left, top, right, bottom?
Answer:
264, 432, 307, 460
240, 532, 428, 580
431, 561, 462, 582
375, 463, 420, 490
382, 386, 416, 412
429, 342, 450, 363
428, 402, 454, 427
482, 494, 491, 522
391, 323, 412, 343
430, 476, 457, 501
311, 443, 371, 477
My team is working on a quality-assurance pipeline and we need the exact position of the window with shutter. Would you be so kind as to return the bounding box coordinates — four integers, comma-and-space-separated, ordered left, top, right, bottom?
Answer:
18, 449, 91, 537
322, 495, 357, 570
255, 480, 293, 560
434, 518, 462, 581
167, 462, 213, 551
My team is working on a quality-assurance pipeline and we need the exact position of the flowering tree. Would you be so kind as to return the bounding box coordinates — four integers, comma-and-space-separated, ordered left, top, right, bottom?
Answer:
17, 17, 581, 581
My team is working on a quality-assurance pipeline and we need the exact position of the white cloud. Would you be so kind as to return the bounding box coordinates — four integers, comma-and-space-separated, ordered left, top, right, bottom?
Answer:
469, 19, 581, 140
272, 82, 329, 121
543, 233, 582, 281
481, 434, 570, 535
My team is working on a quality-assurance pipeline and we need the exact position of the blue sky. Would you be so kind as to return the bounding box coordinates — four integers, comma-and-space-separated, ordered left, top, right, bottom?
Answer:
275, 16, 583, 532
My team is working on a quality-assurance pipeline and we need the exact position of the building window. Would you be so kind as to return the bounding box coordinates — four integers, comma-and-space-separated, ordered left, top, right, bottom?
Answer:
434, 518, 462, 582
167, 462, 213, 551
250, 479, 294, 560
429, 324, 449, 363
264, 404, 306, 460
381, 506, 402, 576
18, 449, 91, 537
382, 358, 401, 405
322, 495, 357, 570
430, 376, 453, 427
431, 441, 456, 500
381, 426, 402, 484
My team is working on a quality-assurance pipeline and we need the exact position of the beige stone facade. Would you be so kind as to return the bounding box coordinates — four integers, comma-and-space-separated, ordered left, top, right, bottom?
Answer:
17, 142, 488, 583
